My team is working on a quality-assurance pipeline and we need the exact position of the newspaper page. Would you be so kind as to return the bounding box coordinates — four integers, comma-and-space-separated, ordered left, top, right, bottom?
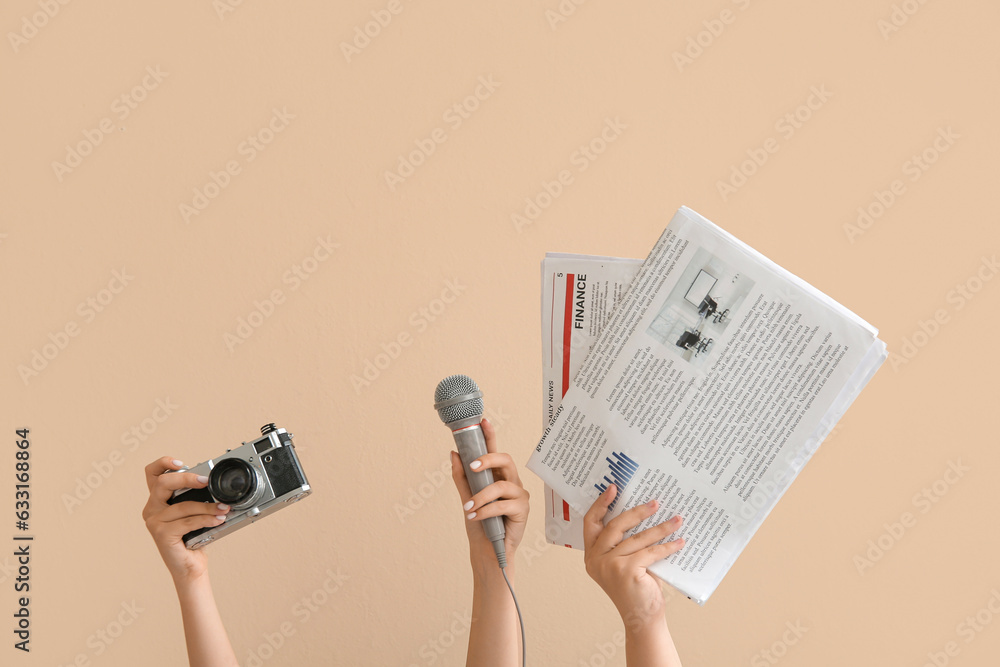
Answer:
541, 253, 642, 550
527, 206, 887, 604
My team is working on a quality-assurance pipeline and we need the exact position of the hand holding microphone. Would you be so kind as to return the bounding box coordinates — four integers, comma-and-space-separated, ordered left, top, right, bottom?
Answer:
437, 375, 529, 666
435, 375, 530, 569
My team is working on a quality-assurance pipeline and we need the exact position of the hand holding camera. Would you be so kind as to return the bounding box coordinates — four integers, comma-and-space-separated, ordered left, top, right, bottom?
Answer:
142, 457, 229, 585
164, 423, 311, 549
142, 423, 312, 584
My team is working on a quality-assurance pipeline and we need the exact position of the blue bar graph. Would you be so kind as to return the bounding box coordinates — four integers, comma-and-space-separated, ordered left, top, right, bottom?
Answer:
594, 451, 639, 512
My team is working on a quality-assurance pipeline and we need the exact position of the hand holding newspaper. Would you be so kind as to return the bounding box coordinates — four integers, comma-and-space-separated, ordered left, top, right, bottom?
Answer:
529, 206, 886, 604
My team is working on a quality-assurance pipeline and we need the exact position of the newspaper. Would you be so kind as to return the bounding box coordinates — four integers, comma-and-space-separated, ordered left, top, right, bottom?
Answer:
528, 206, 887, 604
541, 254, 642, 550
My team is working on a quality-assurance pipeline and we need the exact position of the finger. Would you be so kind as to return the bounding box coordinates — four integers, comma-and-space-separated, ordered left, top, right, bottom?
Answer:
467, 452, 521, 486
144, 456, 187, 492
151, 471, 210, 506
596, 499, 660, 553
153, 513, 227, 543
153, 500, 232, 524
613, 515, 683, 557
481, 417, 497, 455
629, 537, 686, 570
466, 480, 528, 513
466, 498, 529, 525
583, 484, 617, 552
450, 451, 474, 506
465, 487, 530, 521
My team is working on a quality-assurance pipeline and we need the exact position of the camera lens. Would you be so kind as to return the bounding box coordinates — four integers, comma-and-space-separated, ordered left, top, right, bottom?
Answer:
209, 459, 258, 505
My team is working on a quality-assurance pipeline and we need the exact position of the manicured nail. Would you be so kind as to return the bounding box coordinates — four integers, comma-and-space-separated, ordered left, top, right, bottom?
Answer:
171, 459, 184, 467
218, 504, 231, 511
463, 500, 474, 511
197, 475, 209, 483
216, 515, 227, 521
469, 460, 482, 470
466, 512, 477, 520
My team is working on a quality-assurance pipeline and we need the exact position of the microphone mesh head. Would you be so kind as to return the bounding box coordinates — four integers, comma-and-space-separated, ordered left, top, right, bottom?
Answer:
434, 374, 483, 424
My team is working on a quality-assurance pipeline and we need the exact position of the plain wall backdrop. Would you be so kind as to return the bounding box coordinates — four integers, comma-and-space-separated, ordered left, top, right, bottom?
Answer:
2, 1, 998, 665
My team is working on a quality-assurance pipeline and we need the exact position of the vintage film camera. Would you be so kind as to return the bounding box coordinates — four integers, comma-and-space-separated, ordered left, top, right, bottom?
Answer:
167, 423, 311, 548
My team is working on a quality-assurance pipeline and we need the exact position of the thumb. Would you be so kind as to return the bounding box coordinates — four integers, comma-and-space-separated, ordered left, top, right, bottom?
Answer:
583, 484, 617, 551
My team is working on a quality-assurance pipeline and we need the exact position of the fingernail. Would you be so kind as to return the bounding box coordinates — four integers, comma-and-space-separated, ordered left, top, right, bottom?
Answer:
463, 500, 474, 511
218, 504, 231, 511
481, 417, 490, 426
216, 515, 227, 521
197, 475, 209, 483
171, 459, 184, 467
466, 512, 477, 520
469, 460, 482, 470
647, 499, 657, 508
675, 515, 683, 524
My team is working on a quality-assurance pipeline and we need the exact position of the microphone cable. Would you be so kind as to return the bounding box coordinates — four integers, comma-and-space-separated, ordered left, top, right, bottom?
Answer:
499, 561, 526, 667
435, 376, 526, 664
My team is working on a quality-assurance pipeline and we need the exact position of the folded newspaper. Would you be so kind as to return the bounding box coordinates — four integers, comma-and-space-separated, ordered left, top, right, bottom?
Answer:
529, 206, 887, 605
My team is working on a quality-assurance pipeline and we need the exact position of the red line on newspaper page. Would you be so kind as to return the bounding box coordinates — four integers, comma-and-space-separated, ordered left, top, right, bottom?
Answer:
550, 273, 556, 368
562, 273, 574, 395
560, 273, 575, 527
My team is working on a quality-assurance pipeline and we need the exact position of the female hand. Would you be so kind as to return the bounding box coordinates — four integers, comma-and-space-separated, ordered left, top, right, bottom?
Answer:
141, 456, 231, 584
449, 418, 529, 571
583, 484, 685, 633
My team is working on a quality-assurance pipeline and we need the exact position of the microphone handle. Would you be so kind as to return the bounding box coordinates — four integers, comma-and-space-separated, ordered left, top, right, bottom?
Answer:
454, 423, 506, 548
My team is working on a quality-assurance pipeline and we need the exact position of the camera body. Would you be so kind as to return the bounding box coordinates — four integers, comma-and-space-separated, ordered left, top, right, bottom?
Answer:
167, 423, 311, 549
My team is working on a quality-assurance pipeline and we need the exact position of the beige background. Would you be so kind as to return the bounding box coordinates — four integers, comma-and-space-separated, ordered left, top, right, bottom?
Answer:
2, 0, 998, 665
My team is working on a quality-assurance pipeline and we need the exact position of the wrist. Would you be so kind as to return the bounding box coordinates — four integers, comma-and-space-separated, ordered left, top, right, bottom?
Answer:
469, 540, 517, 571
470, 547, 515, 585
172, 568, 210, 593
624, 611, 666, 638
623, 613, 681, 667
618, 596, 666, 636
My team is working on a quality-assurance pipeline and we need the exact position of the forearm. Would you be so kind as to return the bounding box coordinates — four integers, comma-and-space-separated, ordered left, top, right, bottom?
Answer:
174, 574, 239, 667
625, 616, 682, 667
466, 552, 520, 667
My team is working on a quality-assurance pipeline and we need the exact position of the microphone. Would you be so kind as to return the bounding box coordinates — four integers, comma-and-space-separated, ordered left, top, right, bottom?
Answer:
434, 374, 507, 568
